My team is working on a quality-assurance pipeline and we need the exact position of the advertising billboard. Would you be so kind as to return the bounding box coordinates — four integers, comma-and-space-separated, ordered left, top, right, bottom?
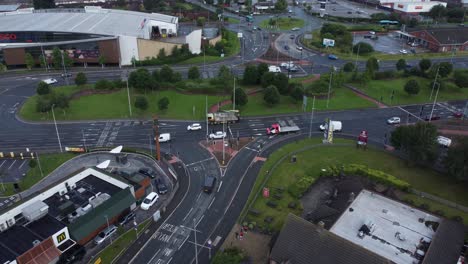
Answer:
323, 38, 335, 47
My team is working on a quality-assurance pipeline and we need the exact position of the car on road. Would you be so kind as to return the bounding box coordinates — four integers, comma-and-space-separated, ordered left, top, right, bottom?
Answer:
328, 54, 338, 60
387, 117, 401, 124
141, 192, 159, 210
118, 212, 136, 226
280, 61, 294, 68
291, 27, 300, 31
290, 34, 295, 39
61, 73, 72, 78
296, 46, 303, 51
57, 244, 86, 264
405, 63, 413, 69
268, 65, 282, 73
424, 115, 441, 121
94, 225, 117, 244
187, 123, 202, 131
156, 179, 168, 195
203, 176, 217, 194
347, 11, 352, 14
42, 78, 57, 84
139, 168, 155, 179
157, 133, 171, 142
288, 66, 300, 72
209, 131, 226, 139
399, 49, 408, 54
284, 45, 289, 50
332, 8, 336, 11
453, 112, 463, 118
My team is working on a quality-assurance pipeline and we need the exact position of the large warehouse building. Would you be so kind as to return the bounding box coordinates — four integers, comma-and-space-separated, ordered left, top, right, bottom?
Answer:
0, 6, 204, 67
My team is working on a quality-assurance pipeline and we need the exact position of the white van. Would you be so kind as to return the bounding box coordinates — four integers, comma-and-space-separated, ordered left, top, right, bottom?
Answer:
268, 65, 281, 73
319, 121, 342, 132
437, 136, 451, 147
158, 133, 171, 142
42, 78, 58, 84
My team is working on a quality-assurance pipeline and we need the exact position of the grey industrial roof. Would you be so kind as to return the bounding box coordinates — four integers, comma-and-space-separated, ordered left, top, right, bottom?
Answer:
422, 220, 465, 264
0, 7, 178, 38
0, 4, 20, 12
270, 214, 392, 264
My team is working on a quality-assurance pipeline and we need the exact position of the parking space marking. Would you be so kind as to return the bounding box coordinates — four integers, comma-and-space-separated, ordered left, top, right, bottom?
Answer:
217, 181, 223, 192
186, 157, 214, 167
208, 197, 216, 209
18, 160, 27, 169
182, 207, 193, 221
8, 160, 16, 170
397, 106, 423, 121
0, 160, 6, 168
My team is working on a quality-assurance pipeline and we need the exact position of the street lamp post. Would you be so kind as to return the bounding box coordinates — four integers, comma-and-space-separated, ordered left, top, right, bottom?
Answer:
308, 96, 316, 138
125, 72, 132, 116
81, 129, 87, 151
60, 51, 69, 86
105, 215, 113, 244
51, 104, 63, 152
429, 66, 440, 100
326, 70, 333, 108
206, 96, 209, 142
429, 82, 440, 122
233, 77, 236, 110
193, 218, 199, 264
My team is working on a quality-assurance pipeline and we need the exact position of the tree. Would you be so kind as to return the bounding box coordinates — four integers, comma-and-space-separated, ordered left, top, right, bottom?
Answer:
52, 47, 63, 70
290, 83, 304, 102
33, 0, 55, 9
343, 62, 355, 72
404, 79, 420, 95
196, 17, 206, 27
428, 4, 447, 21
153, 69, 161, 82
217, 65, 233, 89
212, 247, 246, 264
353, 42, 374, 55
134, 96, 148, 111
128, 68, 155, 92
437, 62, 453, 78
74, 72, 87, 86
260, 72, 276, 88
37, 81, 50, 95
390, 122, 438, 164
257, 63, 269, 83
273, 73, 289, 95
446, 8, 465, 23
445, 138, 468, 182
25, 53, 35, 70
243, 65, 258, 85
454, 70, 468, 88
0, 63, 6, 72
264, 85, 280, 106
36, 97, 52, 112
274, 0, 287, 11
419, 59, 432, 72
52, 92, 70, 109
98, 55, 106, 68
95, 79, 113, 90
39, 55, 47, 69
160, 65, 174, 82
188, 66, 200, 80
396, 59, 407, 71
366, 57, 379, 76
157, 48, 166, 60
232, 88, 248, 106
408, 18, 418, 27
158, 97, 170, 111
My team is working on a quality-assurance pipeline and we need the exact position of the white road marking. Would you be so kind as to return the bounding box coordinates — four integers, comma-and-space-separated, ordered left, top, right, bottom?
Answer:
208, 197, 216, 209
195, 192, 202, 202
217, 181, 223, 193
196, 215, 204, 227
0, 160, 6, 168
147, 249, 161, 264
183, 207, 194, 221
18, 160, 27, 169
8, 160, 16, 170
397, 106, 423, 121
186, 157, 214, 167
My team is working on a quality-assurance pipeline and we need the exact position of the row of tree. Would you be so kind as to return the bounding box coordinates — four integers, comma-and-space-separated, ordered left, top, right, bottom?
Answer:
23, 47, 107, 70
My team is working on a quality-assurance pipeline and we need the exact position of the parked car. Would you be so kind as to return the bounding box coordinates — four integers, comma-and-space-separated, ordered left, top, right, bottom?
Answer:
364, 35, 372, 39
347, 11, 352, 14
209, 131, 226, 139
118, 212, 136, 226
437, 136, 452, 147
289, 66, 299, 72
203, 176, 217, 193
387, 117, 401, 124
156, 179, 168, 195
328, 54, 338, 60
296, 46, 303, 51
57, 244, 86, 264
290, 34, 295, 39
291, 27, 300, 31
139, 168, 155, 178
187, 123, 202, 131
453, 112, 463, 118
61, 73, 72, 78
424, 115, 441, 121
94, 225, 117, 244
141, 192, 159, 210
284, 45, 290, 50
399, 49, 408, 54
280, 61, 294, 68
42, 78, 57, 84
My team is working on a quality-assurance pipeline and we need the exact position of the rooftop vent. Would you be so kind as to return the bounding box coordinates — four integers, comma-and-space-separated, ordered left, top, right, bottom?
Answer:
32, 240, 41, 247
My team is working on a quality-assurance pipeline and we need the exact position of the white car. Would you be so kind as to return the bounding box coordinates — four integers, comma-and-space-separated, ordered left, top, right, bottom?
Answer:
399, 49, 408, 54
387, 117, 401, 124
280, 61, 294, 68
187, 123, 202, 131
268, 65, 281, 73
209, 131, 226, 139
141, 192, 159, 210
437, 136, 452, 147
291, 27, 300, 31
296, 46, 303, 51
42, 78, 57, 84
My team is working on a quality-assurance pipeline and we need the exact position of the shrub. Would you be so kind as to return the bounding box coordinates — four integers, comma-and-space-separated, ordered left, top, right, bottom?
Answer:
263, 85, 280, 106
353, 42, 374, 55
95, 79, 113, 90
404, 79, 420, 95
158, 97, 170, 111
454, 70, 468, 88
37, 81, 50, 95
188, 66, 200, 80
343, 62, 355, 72
134, 96, 148, 111
29, 159, 37, 168
419, 203, 430, 210
374, 70, 396, 80
74, 72, 87, 86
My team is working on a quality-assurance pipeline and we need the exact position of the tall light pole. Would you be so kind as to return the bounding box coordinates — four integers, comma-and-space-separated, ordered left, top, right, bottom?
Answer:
308, 96, 316, 138
222, 122, 225, 166
354, 43, 361, 68
125, 71, 132, 116
232, 77, 236, 110
429, 82, 440, 122
105, 215, 113, 244
326, 70, 333, 108
81, 129, 87, 151
40, 45, 48, 72
60, 51, 69, 86
206, 96, 209, 142
429, 66, 440, 100
193, 218, 199, 264
51, 104, 63, 153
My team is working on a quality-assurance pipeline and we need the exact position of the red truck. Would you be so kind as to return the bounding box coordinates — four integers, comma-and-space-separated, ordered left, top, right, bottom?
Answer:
266, 123, 300, 135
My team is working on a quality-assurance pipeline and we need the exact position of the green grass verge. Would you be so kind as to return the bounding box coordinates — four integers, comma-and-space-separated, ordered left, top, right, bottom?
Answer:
226, 17, 240, 24
242, 140, 468, 232
221, 87, 376, 116
93, 219, 151, 264
177, 55, 225, 65
0, 153, 76, 196
403, 193, 468, 225
354, 77, 468, 106
260, 17, 305, 30
20, 87, 229, 121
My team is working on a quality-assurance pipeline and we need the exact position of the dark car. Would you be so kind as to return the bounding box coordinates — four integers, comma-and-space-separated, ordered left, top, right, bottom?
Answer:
139, 168, 155, 179
328, 54, 338, 60
364, 35, 372, 39
424, 115, 441, 121
156, 179, 168, 194
203, 176, 217, 194
284, 45, 289, 50
289, 34, 295, 39
61, 73, 72, 78
453, 112, 463, 118
57, 244, 86, 264
118, 212, 135, 226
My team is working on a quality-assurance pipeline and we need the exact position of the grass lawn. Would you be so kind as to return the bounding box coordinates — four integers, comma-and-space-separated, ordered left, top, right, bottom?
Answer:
93, 219, 151, 264
1, 153, 76, 196
226, 17, 240, 24
221, 87, 376, 116
242, 140, 468, 232
20, 87, 228, 121
260, 17, 305, 30
354, 77, 468, 106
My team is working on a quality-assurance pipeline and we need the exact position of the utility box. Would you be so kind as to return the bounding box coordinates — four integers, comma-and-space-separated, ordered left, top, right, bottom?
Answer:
22, 200, 49, 222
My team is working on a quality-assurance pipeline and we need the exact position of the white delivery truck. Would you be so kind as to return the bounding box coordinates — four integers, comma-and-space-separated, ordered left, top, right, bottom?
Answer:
156, 133, 171, 142
319, 121, 342, 132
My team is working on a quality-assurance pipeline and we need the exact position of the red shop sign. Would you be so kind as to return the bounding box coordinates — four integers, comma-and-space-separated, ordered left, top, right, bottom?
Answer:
0, 33, 17, 40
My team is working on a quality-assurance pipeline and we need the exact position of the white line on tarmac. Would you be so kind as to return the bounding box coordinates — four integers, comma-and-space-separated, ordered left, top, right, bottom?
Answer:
18, 160, 27, 169
186, 157, 214, 166
397, 106, 423, 121
0, 160, 6, 168
147, 249, 161, 264
178, 234, 190, 250
167, 257, 173, 264
196, 215, 204, 227
195, 192, 202, 202
183, 207, 194, 221
208, 197, 216, 209
217, 181, 223, 193
8, 160, 16, 170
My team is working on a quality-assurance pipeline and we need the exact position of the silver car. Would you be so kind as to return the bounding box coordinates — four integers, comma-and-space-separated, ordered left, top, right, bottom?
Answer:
94, 225, 117, 244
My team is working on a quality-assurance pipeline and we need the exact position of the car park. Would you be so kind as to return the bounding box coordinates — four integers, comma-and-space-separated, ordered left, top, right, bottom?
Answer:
288, 66, 299, 72
139, 168, 155, 178
156, 179, 168, 195
187, 123, 202, 131
94, 225, 117, 244
118, 212, 135, 226
57, 244, 86, 264
203, 176, 217, 193
42, 78, 58, 84
141, 192, 159, 210
387, 117, 401, 124
209, 131, 226, 139
280, 61, 294, 68
328, 54, 338, 60
268, 65, 282, 73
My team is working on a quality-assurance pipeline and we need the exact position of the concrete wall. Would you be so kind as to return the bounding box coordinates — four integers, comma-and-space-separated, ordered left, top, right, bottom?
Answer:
137, 38, 181, 60
208, 34, 222, 46
118, 35, 139, 66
